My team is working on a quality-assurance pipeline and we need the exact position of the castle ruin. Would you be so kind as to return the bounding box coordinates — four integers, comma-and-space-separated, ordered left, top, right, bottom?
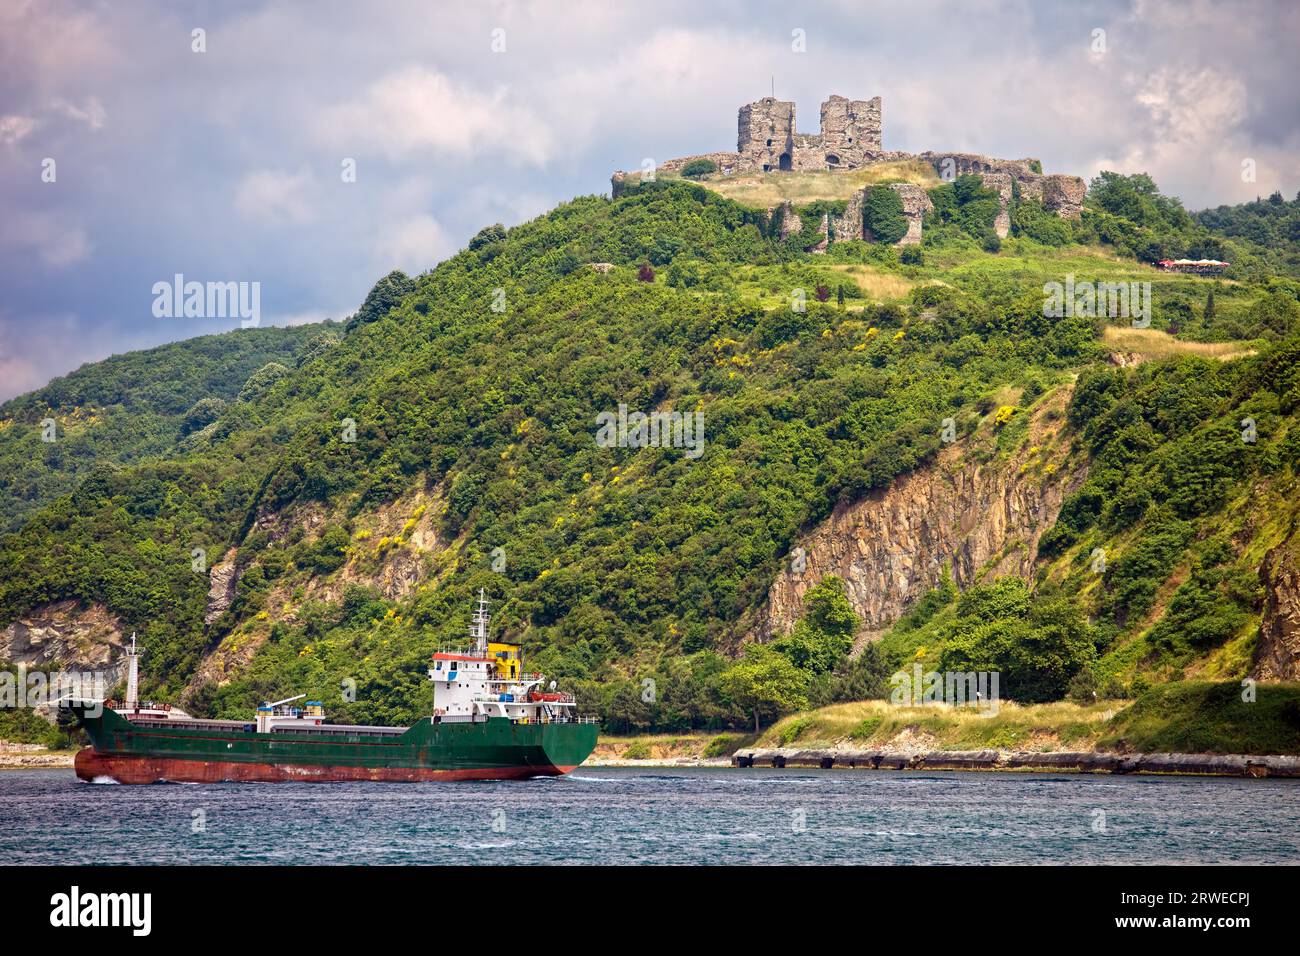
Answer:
737, 94, 883, 172
612, 93, 1087, 247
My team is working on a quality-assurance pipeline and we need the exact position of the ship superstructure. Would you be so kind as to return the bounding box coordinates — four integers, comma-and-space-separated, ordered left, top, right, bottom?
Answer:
105, 633, 191, 721
429, 590, 577, 723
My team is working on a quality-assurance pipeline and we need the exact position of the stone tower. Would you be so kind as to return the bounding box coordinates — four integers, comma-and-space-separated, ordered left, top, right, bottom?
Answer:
737, 97, 796, 172
819, 95, 881, 166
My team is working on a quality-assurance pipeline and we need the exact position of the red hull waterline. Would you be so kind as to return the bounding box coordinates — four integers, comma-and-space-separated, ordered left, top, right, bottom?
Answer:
75, 749, 577, 784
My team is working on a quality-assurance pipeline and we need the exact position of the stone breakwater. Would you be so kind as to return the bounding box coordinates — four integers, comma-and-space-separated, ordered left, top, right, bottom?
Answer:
733, 747, 1300, 778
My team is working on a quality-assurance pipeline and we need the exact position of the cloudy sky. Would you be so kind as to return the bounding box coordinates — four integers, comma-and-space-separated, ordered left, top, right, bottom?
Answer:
1, 0, 1297, 400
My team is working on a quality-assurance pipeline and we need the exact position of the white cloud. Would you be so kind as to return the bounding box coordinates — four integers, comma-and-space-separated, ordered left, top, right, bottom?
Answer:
50, 96, 107, 130
0, 115, 37, 145
317, 67, 555, 164
374, 214, 453, 274
235, 168, 318, 226
1133, 68, 1248, 145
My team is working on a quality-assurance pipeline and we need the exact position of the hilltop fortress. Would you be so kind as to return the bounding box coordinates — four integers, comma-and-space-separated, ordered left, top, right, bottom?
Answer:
612, 93, 1087, 245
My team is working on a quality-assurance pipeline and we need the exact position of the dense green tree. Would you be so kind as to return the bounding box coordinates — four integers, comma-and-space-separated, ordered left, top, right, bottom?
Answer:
863, 186, 907, 244
718, 645, 810, 732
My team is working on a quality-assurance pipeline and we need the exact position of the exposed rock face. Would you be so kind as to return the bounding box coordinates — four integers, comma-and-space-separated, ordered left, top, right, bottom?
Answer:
0, 600, 128, 690
1254, 533, 1300, 680
188, 483, 446, 697
751, 392, 1080, 645
204, 548, 240, 626
889, 184, 933, 246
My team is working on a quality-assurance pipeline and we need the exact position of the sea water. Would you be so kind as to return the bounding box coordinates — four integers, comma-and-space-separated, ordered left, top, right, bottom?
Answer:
2, 767, 1297, 865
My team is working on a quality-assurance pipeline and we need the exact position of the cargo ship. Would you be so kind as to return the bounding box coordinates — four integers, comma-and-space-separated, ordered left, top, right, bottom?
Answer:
64, 591, 598, 784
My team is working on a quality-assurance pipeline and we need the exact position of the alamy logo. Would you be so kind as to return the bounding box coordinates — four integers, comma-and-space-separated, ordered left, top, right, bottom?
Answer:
890, 664, 1000, 716
49, 886, 151, 936
595, 403, 705, 459
152, 273, 261, 327
1043, 274, 1150, 327
0, 664, 105, 716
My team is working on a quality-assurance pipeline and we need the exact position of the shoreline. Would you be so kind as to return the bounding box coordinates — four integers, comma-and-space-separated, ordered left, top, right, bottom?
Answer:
0, 745, 77, 770
8, 748, 1298, 778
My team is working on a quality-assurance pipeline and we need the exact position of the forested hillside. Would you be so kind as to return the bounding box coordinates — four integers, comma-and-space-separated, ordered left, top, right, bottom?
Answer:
0, 325, 328, 530
1, 174, 1297, 734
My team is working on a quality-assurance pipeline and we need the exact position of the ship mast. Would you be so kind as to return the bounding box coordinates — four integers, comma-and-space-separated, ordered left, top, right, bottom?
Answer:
469, 588, 490, 657
125, 632, 140, 710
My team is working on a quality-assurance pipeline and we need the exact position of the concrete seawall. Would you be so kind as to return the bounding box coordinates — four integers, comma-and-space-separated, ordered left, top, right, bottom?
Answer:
733, 748, 1300, 778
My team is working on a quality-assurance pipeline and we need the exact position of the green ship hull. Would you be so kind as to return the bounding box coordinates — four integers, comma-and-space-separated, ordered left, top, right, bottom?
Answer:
69, 704, 599, 784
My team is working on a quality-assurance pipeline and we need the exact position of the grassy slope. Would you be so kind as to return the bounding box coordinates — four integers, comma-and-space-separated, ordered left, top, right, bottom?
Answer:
1098, 682, 1300, 755
759, 699, 1119, 752
692, 160, 942, 208
758, 682, 1300, 755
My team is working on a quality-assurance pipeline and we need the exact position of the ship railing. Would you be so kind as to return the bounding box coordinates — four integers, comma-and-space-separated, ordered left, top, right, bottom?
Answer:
105, 699, 171, 712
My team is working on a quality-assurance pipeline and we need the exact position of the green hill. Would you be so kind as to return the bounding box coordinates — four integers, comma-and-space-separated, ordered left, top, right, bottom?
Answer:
1, 175, 1298, 741
0, 324, 328, 530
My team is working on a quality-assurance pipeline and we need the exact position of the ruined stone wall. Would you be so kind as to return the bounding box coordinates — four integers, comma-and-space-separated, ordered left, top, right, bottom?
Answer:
915, 152, 1087, 228
1041, 173, 1087, 219
887, 184, 932, 246
819, 95, 882, 165
829, 183, 931, 247
831, 189, 867, 241
980, 172, 1014, 238
737, 93, 884, 172
919, 151, 1040, 181
738, 97, 796, 172
655, 151, 743, 177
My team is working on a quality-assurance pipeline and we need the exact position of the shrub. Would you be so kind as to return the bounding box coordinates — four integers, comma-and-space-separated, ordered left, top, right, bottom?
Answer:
622, 740, 651, 760
680, 158, 717, 179
468, 223, 506, 251
236, 362, 289, 402
180, 397, 226, 435
703, 734, 741, 758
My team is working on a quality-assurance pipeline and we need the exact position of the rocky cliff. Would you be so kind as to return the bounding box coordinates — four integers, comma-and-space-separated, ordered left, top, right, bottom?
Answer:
752, 387, 1082, 646
0, 599, 125, 673
1255, 526, 1300, 681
